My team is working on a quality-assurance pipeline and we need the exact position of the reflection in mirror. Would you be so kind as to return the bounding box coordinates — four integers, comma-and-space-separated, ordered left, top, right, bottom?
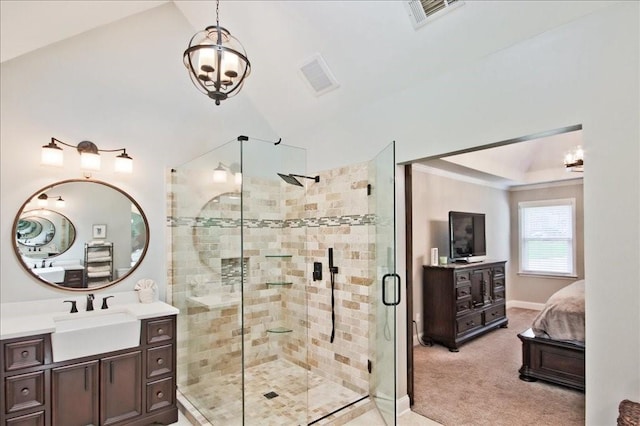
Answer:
193, 192, 240, 271
13, 180, 149, 291
16, 211, 76, 259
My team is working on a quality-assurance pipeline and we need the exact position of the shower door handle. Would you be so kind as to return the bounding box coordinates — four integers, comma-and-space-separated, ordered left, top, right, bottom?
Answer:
382, 273, 401, 306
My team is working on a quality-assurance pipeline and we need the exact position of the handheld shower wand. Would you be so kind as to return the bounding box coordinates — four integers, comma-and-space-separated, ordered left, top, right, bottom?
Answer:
328, 248, 338, 343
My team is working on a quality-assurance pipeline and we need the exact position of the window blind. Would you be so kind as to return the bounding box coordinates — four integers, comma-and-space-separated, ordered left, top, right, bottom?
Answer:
519, 199, 576, 276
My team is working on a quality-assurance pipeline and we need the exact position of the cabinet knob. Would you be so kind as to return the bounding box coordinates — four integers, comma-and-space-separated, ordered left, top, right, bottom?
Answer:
21, 387, 30, 396
21, 350, 29, 359
157, 358, 164, 365
157, 328, 164, 335
156, 391, 164, 399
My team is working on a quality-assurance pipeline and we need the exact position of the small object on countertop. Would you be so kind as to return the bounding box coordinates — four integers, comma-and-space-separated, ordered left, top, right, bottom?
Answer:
135, 279, 157, 303
101, 295, 114, 309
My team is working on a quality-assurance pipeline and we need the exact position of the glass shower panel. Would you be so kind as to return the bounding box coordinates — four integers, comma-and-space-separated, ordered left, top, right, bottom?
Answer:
171, 139, 243, 425
241, 139, 308, 425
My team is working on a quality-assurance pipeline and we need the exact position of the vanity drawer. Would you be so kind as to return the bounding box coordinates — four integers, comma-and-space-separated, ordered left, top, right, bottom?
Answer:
146, 377, 174, 412
146, 345, 173, 378
146, 317, 175, 345
5, 371, 46, 414
4, 338, 46, 372
5, 410, 45, 426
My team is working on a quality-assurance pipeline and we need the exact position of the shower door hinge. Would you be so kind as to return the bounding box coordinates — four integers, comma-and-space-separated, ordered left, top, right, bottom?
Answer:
367, 184, 372, 196
368, 359, 372, 374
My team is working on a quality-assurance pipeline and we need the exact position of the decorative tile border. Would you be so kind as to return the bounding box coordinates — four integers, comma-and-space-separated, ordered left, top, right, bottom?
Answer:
167, 214, 376, 229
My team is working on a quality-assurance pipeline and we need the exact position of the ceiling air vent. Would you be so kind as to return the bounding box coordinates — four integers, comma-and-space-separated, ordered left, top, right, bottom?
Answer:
406, 0, 464, 30
299, 54, 339, 97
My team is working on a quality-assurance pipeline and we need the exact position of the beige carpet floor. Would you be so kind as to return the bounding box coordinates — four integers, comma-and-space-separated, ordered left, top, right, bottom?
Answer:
412, 308, 585, 426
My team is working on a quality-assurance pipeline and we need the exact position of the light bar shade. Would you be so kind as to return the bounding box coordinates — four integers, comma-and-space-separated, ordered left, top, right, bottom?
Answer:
41, 141, 64, 166
80, 151, 101, 171
114, 151, 133, 174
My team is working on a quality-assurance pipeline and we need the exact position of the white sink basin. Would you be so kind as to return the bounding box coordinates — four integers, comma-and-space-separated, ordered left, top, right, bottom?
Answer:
34, 266, 65, 282
51, 310, 140, 362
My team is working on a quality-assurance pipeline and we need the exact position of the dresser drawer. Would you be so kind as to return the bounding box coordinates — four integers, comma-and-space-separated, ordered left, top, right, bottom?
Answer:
493, 289, 505, 302
4, 338, 46, 372
484, 304, 506, 325
455, 298, 472, 316
456, 312, 482, 335
5, 371, 46, 414
455, 271, 470, 285
146, 317, 175, 345
493, 265, 505, 277
456, 285, 471, 299
146, 345, 173, 378
146, 377, 174, 412
5, 410, 45, 426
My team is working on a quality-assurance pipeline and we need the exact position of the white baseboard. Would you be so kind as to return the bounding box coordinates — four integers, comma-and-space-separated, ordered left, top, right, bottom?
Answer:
507, 300, 545, 311
396, 394, 411, 417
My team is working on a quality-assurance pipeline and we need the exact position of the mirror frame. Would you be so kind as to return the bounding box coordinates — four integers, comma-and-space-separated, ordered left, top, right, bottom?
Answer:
12, 179, 150, 292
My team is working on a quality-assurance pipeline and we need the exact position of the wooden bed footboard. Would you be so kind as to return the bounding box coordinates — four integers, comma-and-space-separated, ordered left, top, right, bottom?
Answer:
518, 328, 585, 391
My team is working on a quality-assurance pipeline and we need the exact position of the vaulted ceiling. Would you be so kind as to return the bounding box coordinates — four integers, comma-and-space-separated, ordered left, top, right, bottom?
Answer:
1, 1, 603, 180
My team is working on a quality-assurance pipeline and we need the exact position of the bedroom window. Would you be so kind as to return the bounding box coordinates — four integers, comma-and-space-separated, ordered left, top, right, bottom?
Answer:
518, 198, 577, 277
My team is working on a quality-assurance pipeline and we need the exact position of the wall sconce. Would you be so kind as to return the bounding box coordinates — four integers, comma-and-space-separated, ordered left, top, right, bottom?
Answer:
41, 137, 133, 174
34, 193, 65, 208
564, 146, 584, 172
213, 162, 242, 185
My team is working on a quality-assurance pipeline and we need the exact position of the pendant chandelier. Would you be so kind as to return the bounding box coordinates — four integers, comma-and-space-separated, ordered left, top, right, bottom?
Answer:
183, 0, 251, 105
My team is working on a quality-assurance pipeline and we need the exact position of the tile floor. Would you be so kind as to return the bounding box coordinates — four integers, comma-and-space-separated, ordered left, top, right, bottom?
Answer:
180, 358, 365, 425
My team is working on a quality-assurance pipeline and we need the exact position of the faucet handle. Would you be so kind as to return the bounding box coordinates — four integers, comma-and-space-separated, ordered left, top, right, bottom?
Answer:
101, 296, 114, 310
64, 300, 78, 313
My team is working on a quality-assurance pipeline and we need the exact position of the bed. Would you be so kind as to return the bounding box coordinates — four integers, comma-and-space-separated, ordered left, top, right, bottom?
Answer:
518, 279, 585, 391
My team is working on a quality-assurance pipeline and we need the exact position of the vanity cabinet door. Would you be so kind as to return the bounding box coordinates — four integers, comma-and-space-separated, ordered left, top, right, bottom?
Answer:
100, 351, 142, 426
51, 361, 98, 426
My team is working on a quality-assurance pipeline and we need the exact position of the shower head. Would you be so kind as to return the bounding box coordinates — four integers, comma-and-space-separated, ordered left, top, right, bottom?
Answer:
277, 173, 320, 186
277, 173, 304, 187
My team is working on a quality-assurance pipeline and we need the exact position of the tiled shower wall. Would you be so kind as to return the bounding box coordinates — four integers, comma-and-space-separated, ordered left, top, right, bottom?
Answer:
167, 160, 374, 403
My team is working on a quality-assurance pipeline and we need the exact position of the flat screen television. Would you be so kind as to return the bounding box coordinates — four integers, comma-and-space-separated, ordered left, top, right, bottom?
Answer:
448, 211, 486, 263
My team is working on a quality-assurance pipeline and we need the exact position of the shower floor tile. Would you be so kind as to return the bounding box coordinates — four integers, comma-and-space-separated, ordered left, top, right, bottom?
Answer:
181, 358, 364, 425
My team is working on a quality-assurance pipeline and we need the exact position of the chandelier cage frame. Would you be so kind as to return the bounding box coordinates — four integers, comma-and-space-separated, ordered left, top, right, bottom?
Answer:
183, 21, 251, 105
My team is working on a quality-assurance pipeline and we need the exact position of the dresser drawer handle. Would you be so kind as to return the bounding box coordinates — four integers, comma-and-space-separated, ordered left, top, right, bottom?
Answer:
21, 387, 30, 396
156, 391, 164, 399
466, 321, 474, 326
157, 358, 164, 365
21, 350, 30, 358
157, 328, 164, 335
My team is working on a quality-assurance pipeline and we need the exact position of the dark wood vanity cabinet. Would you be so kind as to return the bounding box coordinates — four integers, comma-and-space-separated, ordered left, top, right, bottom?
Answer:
422, 261, 508, 351
1, 315, 177, 426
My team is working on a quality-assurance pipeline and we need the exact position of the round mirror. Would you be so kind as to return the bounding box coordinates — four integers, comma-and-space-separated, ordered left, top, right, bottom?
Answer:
193, 191, 240, 271
13, 180, 149, 291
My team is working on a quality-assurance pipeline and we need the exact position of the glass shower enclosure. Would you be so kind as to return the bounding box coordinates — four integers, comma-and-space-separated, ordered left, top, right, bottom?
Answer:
169, 136, 398, 424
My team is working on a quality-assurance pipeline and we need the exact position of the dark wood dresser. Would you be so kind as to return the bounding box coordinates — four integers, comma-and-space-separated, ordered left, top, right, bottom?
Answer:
422, 260, 508, 351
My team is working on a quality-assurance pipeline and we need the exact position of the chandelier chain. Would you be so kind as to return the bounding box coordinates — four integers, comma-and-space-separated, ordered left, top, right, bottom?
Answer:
216, 0, 220, 27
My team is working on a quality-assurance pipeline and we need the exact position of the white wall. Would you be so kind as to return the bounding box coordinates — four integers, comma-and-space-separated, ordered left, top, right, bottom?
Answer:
292, 3, 639, 423
0, 3, 275, 302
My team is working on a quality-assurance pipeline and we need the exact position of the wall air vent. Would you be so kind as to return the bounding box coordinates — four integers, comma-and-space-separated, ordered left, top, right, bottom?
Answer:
299, 53, 340, 97
406, 0, 464, 30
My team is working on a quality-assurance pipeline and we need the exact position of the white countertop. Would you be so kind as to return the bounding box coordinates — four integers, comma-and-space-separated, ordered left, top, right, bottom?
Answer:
0, 291, 179, 340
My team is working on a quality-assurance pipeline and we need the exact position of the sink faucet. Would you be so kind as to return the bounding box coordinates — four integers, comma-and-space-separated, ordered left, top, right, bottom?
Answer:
41, 259, 46, 268
86, 294, 95, 311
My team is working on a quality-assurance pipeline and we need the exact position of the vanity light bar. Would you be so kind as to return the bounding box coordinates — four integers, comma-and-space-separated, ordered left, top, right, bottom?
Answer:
41, 137, 133, 174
